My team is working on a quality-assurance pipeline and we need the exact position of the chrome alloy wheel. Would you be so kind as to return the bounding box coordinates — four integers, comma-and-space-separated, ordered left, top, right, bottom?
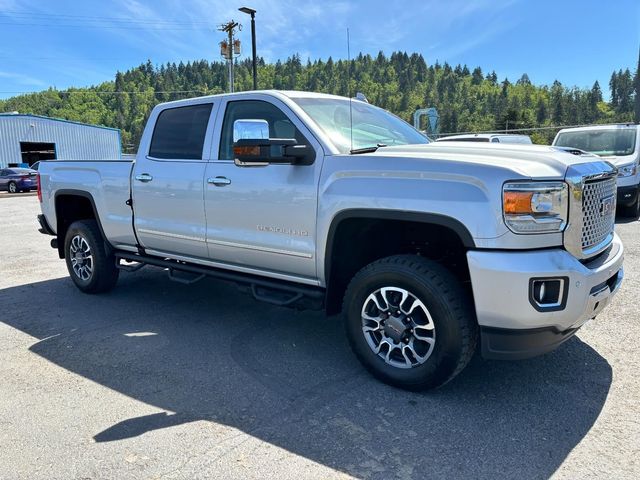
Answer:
361, 286, 436, 369
69, 234, 93, 281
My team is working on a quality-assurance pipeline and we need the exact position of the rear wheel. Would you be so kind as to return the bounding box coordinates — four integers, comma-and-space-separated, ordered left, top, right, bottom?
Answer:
64, 220, 119, 293
7, 181, 17, 194
343, 255, 477, 391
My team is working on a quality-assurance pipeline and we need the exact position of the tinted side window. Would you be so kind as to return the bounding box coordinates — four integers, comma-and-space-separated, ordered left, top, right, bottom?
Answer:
149, 104, 213, 160
219, 100, 307, 160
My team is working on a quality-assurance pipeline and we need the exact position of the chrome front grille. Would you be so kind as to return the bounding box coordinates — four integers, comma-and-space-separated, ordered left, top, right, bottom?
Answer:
581, 177, 616, 251
564, 161, 618, 260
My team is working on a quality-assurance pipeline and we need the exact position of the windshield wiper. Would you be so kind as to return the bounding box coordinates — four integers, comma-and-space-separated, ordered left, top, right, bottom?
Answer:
350, 143, 387, 154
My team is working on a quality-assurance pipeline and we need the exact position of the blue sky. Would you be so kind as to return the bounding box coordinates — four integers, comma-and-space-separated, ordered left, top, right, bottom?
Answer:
0, 0, 638, 99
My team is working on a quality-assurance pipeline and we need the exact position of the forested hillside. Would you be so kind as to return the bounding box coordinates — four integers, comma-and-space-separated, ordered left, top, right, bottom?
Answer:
1, 51, 638, 150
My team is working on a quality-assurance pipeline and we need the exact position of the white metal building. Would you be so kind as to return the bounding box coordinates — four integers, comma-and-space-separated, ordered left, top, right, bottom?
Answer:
0, 113, 121, 168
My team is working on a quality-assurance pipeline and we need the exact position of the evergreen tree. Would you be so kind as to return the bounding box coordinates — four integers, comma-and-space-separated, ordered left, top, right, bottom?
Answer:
471, 67, 483, 85
610, 71, 619, 109
588, 81, 603, 123
536, 98, 548, 124
550, 80, 564, 124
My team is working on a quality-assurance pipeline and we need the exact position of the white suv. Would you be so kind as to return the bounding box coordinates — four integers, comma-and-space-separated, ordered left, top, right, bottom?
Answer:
436, 133, 533, 144
553, 124, 640, 217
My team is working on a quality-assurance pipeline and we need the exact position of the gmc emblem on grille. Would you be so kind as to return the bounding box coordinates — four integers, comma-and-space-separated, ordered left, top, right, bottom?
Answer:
600, 195, 615, 217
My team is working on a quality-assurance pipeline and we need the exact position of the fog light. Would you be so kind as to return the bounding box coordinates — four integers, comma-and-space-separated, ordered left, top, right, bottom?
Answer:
529, 277, 568, 311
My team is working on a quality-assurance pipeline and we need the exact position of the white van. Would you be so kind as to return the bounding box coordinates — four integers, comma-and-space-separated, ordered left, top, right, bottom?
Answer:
553, 124, 640, 217
436, 133, 533, 144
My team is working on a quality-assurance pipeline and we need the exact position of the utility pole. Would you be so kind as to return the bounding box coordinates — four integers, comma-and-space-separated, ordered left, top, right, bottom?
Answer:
219, 20, 240, 93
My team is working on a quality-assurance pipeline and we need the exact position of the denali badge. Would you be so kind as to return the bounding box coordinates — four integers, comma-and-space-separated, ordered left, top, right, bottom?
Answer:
257, 225, 309, 236
600, 195, 615, 217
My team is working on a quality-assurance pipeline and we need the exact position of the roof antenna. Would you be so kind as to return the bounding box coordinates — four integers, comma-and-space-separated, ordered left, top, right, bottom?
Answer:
347, 28, 353, 153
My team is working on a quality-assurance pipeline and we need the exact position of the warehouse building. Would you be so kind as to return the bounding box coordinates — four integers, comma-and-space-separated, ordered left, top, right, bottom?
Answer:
0, 113, 121, 168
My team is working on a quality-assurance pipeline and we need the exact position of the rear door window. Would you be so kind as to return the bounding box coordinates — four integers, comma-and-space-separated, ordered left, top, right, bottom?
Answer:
149, 103, 213, 160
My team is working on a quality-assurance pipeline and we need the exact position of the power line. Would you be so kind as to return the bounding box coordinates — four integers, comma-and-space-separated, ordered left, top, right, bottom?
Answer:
0, 11, 213, 26
0, 21, 211, 31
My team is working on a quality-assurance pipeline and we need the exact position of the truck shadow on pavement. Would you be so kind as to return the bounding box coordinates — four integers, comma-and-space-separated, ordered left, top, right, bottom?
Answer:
0, 269, 612, 479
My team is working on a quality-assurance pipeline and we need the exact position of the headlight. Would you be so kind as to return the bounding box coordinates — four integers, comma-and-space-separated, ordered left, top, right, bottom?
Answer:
503, 182, 568, 234
617, 163, 637, 177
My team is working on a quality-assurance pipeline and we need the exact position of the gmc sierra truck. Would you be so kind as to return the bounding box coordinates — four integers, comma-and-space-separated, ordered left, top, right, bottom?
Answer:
36, 91, 624, 390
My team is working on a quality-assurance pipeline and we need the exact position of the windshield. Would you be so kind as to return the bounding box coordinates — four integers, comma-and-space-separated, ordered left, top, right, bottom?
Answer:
555, 129, 637, 156
291, 97, 429, 154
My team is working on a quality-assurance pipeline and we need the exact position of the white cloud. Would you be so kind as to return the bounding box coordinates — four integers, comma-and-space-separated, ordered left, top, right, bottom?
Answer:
180, 0, 355, 62
351, 0, 521, 59
0, 71, 47, 87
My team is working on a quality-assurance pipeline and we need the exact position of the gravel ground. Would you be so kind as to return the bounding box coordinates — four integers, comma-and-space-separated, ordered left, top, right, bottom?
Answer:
0, 193, 638, 479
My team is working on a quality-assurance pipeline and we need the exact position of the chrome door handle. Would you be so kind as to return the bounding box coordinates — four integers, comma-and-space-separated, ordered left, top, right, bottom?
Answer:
208, 176, 231, 187
135, 173, 153, 183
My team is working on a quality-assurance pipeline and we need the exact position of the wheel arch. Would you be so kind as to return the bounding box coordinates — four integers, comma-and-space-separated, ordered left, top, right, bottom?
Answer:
323, 209, 475, 316
54, 189, 112, 259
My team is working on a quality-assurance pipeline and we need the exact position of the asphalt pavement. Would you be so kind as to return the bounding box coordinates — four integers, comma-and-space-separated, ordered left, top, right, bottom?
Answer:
0, 194, 638, 479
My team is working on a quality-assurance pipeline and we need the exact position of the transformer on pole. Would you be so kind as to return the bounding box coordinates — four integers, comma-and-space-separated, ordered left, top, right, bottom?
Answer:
219, 21, 241, 93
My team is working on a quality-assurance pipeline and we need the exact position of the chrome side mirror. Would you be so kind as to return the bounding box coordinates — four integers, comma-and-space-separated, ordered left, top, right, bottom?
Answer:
233, 119, 269, 142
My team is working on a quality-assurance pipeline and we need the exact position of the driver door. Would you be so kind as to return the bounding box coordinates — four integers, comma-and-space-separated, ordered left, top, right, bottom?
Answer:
203, 96, 323, 282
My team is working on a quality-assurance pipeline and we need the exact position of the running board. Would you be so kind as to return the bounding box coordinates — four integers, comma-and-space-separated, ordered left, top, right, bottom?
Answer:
115, 252, 324, 309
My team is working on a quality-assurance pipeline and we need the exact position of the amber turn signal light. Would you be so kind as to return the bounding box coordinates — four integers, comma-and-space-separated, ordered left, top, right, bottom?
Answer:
233, 145, 260, 157
504, 191, 534, 214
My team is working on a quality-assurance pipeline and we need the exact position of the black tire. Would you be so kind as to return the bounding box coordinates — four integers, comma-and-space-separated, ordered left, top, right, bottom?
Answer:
343, 255, 477, 391
64, 220, 119, 293
7, 181, 17, 194
621, 198, 640, 219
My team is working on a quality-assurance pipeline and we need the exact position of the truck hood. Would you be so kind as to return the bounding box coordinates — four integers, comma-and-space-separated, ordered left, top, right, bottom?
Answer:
370, 142, 605, 179
597, 153, 636, 167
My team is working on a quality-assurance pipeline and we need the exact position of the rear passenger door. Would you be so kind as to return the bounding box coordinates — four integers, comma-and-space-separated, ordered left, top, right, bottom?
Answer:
132, 102, 216, 259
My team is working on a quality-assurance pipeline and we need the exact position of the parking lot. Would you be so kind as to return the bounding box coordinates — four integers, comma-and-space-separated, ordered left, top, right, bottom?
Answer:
0, 193, 638, 479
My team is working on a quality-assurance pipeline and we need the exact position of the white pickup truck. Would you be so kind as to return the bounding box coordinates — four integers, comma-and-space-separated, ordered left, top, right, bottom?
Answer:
36, 91, 624, 390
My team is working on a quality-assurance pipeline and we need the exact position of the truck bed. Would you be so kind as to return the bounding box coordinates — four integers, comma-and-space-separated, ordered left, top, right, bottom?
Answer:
38, 160, 137, 250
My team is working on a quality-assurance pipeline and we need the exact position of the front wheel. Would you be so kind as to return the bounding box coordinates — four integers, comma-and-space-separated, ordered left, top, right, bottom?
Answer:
343, 255, 477, 391
64, 220, 119, 293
